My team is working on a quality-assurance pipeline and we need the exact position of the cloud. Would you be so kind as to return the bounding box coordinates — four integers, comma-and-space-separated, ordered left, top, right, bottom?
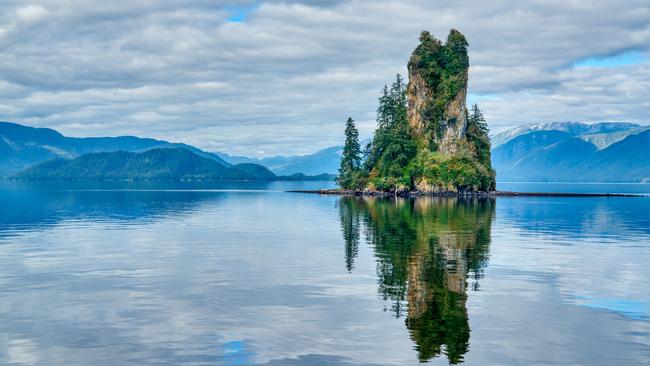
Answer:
15, 5, 48, 23
0, 0, 649, 156
480, 63, 650, 132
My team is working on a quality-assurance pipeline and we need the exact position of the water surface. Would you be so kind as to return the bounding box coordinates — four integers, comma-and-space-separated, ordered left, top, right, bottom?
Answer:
497, 181, 650, 194
0, 182, 648, 365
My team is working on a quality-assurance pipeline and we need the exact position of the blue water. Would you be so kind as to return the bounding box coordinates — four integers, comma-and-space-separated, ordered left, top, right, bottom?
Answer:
0, 181, 648, 365
497, 182, 650, 195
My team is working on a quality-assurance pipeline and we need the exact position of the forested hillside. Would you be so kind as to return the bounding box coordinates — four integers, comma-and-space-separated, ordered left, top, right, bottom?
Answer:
14, 149, 276, 181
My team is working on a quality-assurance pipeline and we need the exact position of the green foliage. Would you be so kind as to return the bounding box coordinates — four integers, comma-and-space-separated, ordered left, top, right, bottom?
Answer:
466, 104, 496, 190
406, 146, 492, 191
365, 74, 417, 189
409, 30, 469, 145
348, 30, 495, 193
361, 93, 493, 192
337, 117, 363, 189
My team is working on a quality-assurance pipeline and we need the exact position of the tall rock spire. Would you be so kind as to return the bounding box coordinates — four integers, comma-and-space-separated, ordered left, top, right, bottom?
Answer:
353, 29, 495, 193
407, 29, 470, 154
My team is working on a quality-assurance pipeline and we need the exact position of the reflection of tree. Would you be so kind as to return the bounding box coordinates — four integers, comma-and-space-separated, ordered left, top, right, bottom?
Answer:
339, 197, 494, 364
339, 198, 361, 272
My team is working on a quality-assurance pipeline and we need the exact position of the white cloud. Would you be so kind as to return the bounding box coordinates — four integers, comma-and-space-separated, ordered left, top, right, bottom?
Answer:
0, 0, 649, 156
15, 5, 48, 23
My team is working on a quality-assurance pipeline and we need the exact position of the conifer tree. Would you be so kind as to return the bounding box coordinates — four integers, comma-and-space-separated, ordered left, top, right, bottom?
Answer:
468, 104, 488, 134
467, 104, 490, 161
361, 142, 372, 171
466, 103, 496, 190
337, 117, 362, 189
366, 74, 417, 189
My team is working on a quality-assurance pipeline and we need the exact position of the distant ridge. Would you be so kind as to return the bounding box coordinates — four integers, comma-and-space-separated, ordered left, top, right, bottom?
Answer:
492, 122, 650, 183
276, 173, 336, 181
1, 121, 338, 181
13, 148, 276, 181
8, 120, 647, 183
216, 145, 343, 176
491, 121, 641, 148
0, 121, 230, 177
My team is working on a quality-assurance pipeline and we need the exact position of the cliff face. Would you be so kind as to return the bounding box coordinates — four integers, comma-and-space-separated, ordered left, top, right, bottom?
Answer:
407, 29, 470, 155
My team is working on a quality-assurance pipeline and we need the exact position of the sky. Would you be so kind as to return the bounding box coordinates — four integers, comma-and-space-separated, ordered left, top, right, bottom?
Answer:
0, 0, 649, 157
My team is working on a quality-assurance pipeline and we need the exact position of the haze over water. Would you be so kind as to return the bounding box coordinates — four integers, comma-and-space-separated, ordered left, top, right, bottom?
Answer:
0, 182, 649, 365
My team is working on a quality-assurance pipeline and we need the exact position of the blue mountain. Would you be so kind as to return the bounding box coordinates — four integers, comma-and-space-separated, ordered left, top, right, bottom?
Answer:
217, 145, 343, 176
0, 122, 290, 180
492, 123, 650, 182
0, 121, 233, 178
491, 121, 641, 148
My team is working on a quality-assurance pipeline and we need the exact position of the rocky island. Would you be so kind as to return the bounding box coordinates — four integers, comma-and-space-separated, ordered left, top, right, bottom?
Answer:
336, 29, 496, 195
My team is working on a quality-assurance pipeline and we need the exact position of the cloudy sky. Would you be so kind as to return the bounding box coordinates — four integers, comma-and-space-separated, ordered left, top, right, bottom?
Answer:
0, 1, 649, 156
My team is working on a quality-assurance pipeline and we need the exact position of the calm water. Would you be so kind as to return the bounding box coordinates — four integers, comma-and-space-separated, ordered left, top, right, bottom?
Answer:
0, 182, 649, 365
497, 182, 650, 195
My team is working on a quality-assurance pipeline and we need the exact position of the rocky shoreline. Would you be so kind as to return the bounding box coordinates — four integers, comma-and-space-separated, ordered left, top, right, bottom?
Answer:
287, 189, 643, 198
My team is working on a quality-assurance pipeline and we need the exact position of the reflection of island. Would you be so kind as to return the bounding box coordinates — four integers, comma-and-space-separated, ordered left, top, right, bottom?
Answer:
339, 197, 494, 364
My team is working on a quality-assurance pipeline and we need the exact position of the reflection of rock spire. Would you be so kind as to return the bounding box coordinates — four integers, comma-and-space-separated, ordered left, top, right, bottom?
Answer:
406, 230, 471, 363
341, 197, 494, 364
439, 233, 468, 293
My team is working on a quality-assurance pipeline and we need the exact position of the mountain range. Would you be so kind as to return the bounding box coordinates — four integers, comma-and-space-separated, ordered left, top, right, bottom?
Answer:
4, 120, 650, 183
216, 145, 343, 176
14, 148, 277, 181
0, 121, 339, 180
0, 121, 232, 177
490, 122, 645, 149
491, 122, 650, 182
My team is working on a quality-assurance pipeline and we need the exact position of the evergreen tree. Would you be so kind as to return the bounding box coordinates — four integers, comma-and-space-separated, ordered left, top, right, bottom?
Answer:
366, 74, 417, 189
337, 117, 362, 189
468, 104, 488, 135
361, 142, 372, 171
339, 197, 360, 272
466, 103, 496, 190
365, 85, 392, 170
466, 104, 490, 163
